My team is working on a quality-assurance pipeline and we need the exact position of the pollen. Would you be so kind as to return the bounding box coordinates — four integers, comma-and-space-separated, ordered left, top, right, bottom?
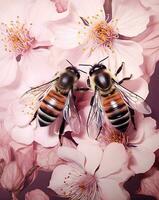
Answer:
0, 16, 35, 57
90, 20, 118, 48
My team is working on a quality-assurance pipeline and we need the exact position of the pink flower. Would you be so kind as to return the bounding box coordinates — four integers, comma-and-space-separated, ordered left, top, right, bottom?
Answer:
140, 0, 159, 14
36, 144, 64, 171
50, 0, 150, 79
25, 189, 49, 200
53, 0, 69, 13
49, 142, 133, 200
0, 161, 24, 191
127, 115, 159, 174
133, 16, 159, 80
0, 0, 66, 87
138, 167, 159, 200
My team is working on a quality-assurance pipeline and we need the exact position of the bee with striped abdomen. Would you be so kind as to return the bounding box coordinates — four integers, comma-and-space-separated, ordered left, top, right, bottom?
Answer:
80, 57, 151, 140
20, 61, 82, 143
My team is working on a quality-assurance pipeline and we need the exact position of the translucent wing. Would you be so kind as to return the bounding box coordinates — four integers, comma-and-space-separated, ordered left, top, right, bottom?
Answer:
114, 83, 151, 114
63, 90, 81, 134
87, 90, 106, 139
18, 77, 59, 126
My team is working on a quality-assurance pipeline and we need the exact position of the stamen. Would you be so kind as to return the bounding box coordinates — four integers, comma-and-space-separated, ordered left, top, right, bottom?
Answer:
0, 16, 35, 57
58, 168, 97, 200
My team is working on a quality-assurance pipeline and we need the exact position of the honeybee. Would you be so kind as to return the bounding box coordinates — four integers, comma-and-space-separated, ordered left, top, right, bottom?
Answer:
80, 57, 151, 140
20, 61, 82, 143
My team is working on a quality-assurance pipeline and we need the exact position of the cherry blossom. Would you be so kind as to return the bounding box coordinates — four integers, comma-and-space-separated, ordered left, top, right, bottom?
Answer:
25, 189, 49, 200
50, 0, 151, 79
49, 142, 133, 200
0, 0, 67, 87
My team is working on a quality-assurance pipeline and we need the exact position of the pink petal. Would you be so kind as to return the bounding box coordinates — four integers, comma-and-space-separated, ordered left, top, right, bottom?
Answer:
77, 141, 103, 174
112, 0, 150, 36
96, 143, 128, 178
20, 49, 54, 87
0, 161, 23, 191
27, 0, 69, 25
112, 40, 143, 79
34, 128, 59, 147
11, 126, 34, 145
71, 0, 105, 17
129, 147, 155, 174
98, 178, 130, 200
0, 55, 18, 87
140, 0, 159, 13
53, 0, 68, 13
0, 145, 11, 164
141, 134, 159, 153
138, 167, 159, 198
58, 146, 85, 169
49, 164, 84, 193
25, 189, 49, 200
36, 145, 62, 171
15, 145, 34, 176
52, 20, 82, 49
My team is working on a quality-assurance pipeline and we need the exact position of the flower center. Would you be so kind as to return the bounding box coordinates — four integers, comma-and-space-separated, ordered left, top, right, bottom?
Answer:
60, 170, 97, 200
0, 16, 35, 57
90, 20, 118, 48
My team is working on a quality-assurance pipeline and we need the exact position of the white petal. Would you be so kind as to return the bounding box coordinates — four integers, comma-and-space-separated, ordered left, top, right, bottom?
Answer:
71, 0, 105, 17
58, 146, 85, 169
96, 143, 128, 178
0, 55, 18, 87
129, 147, 155, 174
112, 0, 150, 36
98, 178, 130, 200
111, 40, 143, 79
11, 126, 34, 145
77, 141, 103, 174
34, 127, 59, 147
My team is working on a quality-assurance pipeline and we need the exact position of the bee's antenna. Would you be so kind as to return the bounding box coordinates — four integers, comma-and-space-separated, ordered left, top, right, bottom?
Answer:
66, 59, 74, 66
79, 63, 93, 68
98, 56, 109, 64
78, 69, 87, 74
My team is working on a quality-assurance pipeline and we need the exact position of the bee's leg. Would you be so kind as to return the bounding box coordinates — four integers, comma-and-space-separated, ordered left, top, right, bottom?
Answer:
129, 108, 136, 130
118, 74, 133, 85
29, 111, 38, 125
115, 62, 125, 76
59, 117, 66, 146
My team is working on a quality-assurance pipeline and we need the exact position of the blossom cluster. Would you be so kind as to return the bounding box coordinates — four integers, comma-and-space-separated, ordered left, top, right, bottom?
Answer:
0, 0, 159, 199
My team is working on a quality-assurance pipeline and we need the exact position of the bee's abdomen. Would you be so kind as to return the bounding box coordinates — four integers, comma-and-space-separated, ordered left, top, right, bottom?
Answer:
102, 90, 130, 133
37, 90, 66, 127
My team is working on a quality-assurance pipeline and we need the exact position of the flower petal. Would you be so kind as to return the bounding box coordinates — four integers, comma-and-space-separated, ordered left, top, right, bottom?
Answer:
34, 128, 59, 147
25, 189, 49, 200
129, 147, 155, 174
10, 126, 34, 145
58, 146, 85, 169
111, 40, 143, 79
48, 164, 84, 194
77, 141, 103, 174
112, 0, 150, 36
141, 134, 159, 153
0, 55, 18, 87
20, 49, 54, 87
98, 178, 130, 200
96, 143, 128, 178
71, 0, 105, 17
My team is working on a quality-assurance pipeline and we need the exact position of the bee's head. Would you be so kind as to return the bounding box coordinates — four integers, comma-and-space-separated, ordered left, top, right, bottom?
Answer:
89, 64, 112, 90
89, 64, 106, 76
66, 66, 80, 80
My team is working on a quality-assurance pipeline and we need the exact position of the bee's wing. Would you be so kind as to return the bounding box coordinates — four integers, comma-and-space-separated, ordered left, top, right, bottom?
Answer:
19, 78, 59, 126
63, 90, 81, 134
114, 83, 151, 114
87, 90, 106, 139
